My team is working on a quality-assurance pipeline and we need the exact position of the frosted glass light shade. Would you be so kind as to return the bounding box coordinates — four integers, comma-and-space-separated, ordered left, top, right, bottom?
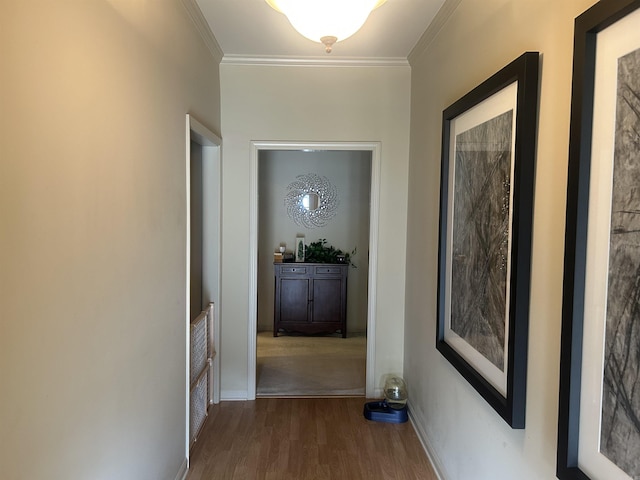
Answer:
266, 0, 386, 52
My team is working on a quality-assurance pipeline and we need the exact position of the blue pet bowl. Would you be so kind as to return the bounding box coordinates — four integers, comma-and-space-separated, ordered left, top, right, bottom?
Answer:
363, 400, 408, 423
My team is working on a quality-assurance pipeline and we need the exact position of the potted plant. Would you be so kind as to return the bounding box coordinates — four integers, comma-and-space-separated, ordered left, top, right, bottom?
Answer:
303, 239, 356, 267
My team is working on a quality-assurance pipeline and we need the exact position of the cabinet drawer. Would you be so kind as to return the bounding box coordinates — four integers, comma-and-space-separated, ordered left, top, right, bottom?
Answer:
280, 266, 307, 274
314, 266, 344, 275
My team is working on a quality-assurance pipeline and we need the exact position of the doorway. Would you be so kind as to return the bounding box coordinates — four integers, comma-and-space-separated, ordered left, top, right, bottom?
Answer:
248, 141, 381, 400
185, 115, 221, 460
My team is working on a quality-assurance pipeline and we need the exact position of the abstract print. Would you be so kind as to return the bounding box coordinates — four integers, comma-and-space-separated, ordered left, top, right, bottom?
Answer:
450, 110, 513, 371
600, 47, 640, 478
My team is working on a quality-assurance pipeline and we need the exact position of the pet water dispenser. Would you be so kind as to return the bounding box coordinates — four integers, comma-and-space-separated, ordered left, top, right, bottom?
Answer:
363, 375, 408, 423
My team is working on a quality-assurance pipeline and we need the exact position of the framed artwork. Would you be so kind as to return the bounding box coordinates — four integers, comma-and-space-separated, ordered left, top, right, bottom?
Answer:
557, 1, 640, 479
295, 236, 305, 262
436, 52, 540, 428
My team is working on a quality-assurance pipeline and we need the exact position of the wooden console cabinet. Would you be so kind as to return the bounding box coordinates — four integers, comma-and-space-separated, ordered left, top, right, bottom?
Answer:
273, 263, 348, 337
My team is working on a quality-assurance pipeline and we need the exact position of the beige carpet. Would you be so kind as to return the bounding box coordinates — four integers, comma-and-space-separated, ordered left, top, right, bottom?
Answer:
256, 332, 366, 397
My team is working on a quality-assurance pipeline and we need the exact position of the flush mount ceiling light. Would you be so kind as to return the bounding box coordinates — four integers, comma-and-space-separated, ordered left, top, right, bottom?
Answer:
265, 0, 387, 53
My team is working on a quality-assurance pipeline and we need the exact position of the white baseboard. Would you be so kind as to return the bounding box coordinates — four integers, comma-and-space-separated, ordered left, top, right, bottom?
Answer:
174, 458, 188, 480
408, 400, 448, 480
220, 390, 249, 401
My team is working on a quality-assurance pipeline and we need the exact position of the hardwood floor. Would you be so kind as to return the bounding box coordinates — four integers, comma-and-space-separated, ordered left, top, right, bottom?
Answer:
187, 397, 438, 480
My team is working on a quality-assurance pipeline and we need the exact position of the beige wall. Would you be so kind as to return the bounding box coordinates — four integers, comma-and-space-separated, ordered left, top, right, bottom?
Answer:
0, 1, 221, 479
405, 0, 597, 478
220, 64, 411, 398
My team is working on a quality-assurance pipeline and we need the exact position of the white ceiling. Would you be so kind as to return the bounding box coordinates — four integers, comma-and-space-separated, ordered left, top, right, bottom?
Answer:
195, 0, 446, 61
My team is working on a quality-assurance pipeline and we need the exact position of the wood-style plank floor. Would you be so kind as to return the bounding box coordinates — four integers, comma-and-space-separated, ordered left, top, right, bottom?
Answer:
187, 397, 438, 480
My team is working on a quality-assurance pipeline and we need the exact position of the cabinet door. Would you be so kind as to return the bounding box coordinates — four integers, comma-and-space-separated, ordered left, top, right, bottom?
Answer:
279, 278, 310, 324
311, 277, 343, 323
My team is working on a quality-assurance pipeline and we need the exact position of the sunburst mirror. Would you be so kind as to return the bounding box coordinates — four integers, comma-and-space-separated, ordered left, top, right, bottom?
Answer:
284, 173, 339, 229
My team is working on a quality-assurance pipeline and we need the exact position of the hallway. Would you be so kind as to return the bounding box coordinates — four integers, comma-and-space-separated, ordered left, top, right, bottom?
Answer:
187, 397, 438, 479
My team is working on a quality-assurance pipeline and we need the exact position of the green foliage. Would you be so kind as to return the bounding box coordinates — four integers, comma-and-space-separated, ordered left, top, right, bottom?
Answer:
304, 239, 356, 267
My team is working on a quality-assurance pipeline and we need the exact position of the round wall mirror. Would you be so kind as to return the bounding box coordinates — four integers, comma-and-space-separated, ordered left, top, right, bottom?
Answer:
285, 173, 338, 228
301, 193, 320, 211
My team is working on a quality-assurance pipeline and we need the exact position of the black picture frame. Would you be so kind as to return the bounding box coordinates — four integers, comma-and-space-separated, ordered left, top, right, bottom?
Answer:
436, 52, 539, 429
557, 1, 640, 479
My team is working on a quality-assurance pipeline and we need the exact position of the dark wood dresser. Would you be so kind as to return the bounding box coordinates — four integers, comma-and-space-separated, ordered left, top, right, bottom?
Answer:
273, 262, 348, 337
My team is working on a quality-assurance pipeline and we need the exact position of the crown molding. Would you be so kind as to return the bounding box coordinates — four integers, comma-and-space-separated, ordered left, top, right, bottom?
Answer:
408, 0, 462, 65
180, 0, 224, 61
220, 54, 409, 67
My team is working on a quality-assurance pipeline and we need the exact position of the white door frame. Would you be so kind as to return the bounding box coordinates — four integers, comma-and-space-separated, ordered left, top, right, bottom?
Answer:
185, 114, 222, 462
248, 141, 381, 400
